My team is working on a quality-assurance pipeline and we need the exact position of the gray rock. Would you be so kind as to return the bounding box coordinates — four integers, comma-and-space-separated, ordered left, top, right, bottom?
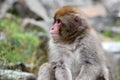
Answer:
102, 42, 120, 75
0, 69, 36, 80
89, 16, 114, 31
102, 42, 120, 53
25, 0, 50, 21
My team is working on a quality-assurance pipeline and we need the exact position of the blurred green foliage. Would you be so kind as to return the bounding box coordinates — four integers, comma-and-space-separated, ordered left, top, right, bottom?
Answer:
0, 18, 39, 63
102, 21, 120, 41
103, 29, 120, 41
103, 29, 112, 37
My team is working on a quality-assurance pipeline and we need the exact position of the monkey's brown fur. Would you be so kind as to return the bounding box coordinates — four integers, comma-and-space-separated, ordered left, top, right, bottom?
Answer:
53, 6, 90, 43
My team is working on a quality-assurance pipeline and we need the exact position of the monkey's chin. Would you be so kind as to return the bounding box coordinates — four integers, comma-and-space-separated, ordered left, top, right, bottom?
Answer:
50, 33, 60, 40
51, 33, 59, 37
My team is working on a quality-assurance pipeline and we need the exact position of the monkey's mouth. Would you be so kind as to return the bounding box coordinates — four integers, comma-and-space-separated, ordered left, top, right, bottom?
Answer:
51, 33, 59, 37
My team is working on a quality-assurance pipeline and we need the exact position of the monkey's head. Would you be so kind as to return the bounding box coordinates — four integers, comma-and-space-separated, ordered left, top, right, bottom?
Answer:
50, 6, 90, 43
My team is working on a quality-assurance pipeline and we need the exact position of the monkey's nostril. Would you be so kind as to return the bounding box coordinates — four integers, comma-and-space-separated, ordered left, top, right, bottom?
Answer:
51, 27, 54, 30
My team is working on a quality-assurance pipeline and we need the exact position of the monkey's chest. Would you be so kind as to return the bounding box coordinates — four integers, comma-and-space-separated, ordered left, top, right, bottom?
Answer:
61, 48, 81, 79
56, 44, 81, 78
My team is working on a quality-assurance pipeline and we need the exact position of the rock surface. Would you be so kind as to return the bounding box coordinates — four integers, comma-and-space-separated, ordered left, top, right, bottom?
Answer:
0, 69, 36, 80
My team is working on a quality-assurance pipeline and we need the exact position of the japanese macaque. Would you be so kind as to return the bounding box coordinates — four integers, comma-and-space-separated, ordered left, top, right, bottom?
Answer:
37, 6, 114, 80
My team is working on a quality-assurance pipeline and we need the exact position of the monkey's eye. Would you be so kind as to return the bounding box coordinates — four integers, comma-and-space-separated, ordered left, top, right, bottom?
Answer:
56, 19, 61, 24
53, 18, 61, 24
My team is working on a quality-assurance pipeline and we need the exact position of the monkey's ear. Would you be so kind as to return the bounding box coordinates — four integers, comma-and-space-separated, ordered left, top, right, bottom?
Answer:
74, 15, 83, 27
74, 15, 81, 23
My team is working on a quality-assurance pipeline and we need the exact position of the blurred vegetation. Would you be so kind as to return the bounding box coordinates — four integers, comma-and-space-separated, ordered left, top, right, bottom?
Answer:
102, 22, 120, 41
103, 30, 120, 41
0, 17, 40, 64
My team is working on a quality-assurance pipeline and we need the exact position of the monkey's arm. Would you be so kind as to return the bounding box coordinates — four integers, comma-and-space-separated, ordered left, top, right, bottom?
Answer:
55, 61, 73, 80
37, 63, 53, 80
75, 64, 101, 80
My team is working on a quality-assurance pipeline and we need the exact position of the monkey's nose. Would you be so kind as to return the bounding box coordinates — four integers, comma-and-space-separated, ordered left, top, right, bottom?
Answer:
51, 27, 54, 30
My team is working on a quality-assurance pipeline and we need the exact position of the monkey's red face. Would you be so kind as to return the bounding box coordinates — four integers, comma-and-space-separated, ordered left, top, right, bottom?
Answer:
50, 19, 61, 38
